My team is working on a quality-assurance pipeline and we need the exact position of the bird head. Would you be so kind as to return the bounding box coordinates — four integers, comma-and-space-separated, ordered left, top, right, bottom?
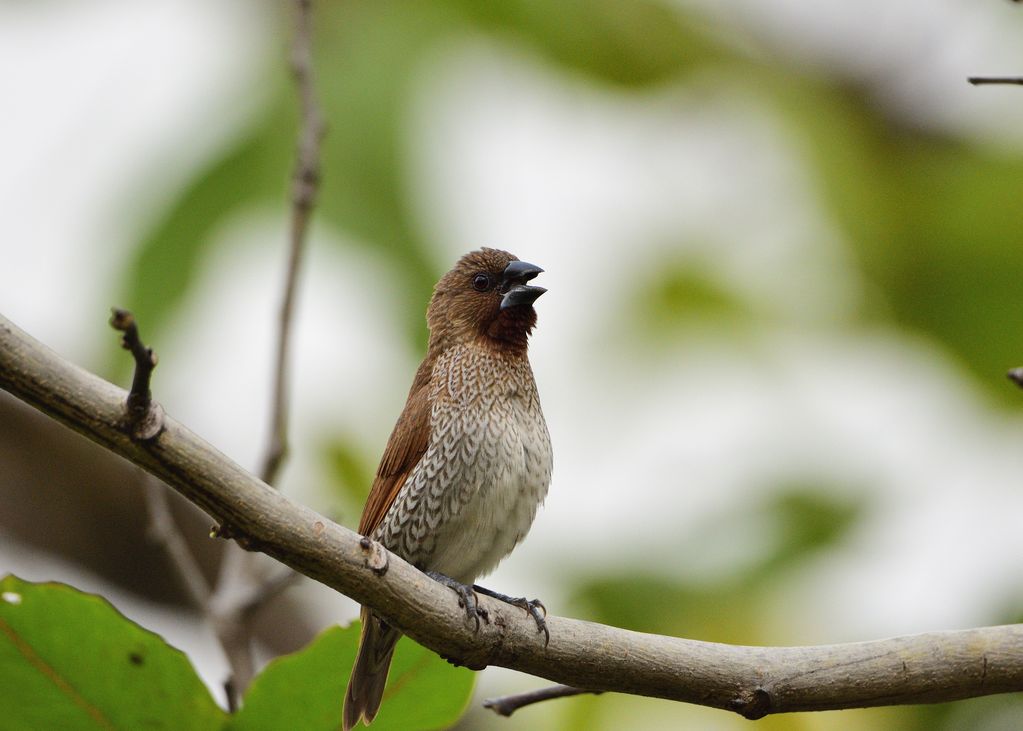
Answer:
427, 248, 546, 353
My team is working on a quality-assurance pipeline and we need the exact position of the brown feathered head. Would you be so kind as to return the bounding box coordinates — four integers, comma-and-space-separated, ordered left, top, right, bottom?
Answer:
427, 248, 546, 353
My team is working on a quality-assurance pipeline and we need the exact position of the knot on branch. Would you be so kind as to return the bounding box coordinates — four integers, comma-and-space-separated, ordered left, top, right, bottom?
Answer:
729, 686, 773, 720
210, 523, 262, 552
109, 308, 164, 441
359, 536, 389, 576
211, 523, 237, 541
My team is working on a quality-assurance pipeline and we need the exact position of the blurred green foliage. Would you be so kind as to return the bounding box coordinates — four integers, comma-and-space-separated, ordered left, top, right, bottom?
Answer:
564, 484, 1023, 728
122, 0, 1023, 392
768, 80, 1023, 386
324, 437, 375, 508
108, 1, 1023, 729
632, 256, 755, 337
121, 0, 734, 351
570, 485, 864, 643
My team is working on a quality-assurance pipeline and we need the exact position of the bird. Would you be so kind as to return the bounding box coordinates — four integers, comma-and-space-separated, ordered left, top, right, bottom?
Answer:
342, 248, 553, 730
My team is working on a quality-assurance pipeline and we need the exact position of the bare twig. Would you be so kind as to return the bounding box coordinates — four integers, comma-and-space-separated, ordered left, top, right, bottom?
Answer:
484, 685, 602, 717
968, 77, 1023, 86
206, 0, 326, 703
259, 0, 326, 487
109, 308, 163, 440
239, 567, 302, 617
1008, 367, 1023, 388
142, 475, 211, 608
5, 312, 1023, 718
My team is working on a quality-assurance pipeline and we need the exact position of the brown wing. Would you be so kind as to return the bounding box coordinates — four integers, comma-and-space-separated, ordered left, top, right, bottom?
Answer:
358, 358, 433, 535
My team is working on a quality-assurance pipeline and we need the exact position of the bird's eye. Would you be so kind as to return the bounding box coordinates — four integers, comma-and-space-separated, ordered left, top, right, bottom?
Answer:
472, 273, 491, 292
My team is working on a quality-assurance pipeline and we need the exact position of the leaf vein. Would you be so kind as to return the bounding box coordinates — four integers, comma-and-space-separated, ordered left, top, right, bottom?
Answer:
0, 615, 116, 730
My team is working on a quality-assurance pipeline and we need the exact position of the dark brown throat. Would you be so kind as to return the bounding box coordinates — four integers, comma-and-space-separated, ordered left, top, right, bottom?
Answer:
485, 306, 537, 354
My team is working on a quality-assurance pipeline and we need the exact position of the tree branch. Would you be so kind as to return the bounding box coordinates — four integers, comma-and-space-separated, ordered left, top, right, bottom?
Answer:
484, 685, 601, 717
1008, 367, 1023, 389
4, 312, 1023, 718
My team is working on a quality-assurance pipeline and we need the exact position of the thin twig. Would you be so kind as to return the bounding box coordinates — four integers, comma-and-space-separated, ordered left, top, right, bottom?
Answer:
968, 77, 1023, 86
239, 567, 302, 618
484, 685, 602, 717
143, 476, 247, 710
1008, 367, 1023, 389
210, 609, 253, 713
206, 0, 325, 704
142, 474, 211, 608
109, 308, 163, 440
6, 313, 1023, 717
259, 0, 326, 487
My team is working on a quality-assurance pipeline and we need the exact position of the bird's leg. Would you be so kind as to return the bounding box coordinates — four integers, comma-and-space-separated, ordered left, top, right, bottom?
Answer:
473, 585, 549, 647
425, 571, 488, 631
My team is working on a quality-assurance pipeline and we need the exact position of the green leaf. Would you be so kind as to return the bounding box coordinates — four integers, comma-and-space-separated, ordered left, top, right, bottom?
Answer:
372, 635, 475, 730
230, 624, 474, 731
118, 2, 743, 356
228, 625, 355, 731
0, 575, 224, 731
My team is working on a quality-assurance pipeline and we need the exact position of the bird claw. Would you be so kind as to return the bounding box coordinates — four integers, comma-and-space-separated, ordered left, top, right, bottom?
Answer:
473, 585, 550, 647
425, 573, 550, 645
426, 571, 488, 632
522, 598, 550, 647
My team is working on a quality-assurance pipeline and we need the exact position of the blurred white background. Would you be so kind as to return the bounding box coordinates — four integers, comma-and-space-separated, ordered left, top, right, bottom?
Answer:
3, 1, 1023, 729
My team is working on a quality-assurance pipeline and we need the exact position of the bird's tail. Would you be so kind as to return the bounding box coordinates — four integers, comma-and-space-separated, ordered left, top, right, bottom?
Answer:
343, 608, 400, 731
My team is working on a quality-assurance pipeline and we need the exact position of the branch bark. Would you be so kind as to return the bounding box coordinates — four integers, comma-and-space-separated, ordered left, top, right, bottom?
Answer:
4, 313, 1023, 717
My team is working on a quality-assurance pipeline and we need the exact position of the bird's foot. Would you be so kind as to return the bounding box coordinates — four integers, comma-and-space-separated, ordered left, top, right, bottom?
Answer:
426, 571, 488, 631
473, 585, 549, 647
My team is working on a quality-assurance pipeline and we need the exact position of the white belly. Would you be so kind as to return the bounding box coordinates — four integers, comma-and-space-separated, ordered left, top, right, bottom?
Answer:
426, 394, 552, 583
372, 345, 553, 583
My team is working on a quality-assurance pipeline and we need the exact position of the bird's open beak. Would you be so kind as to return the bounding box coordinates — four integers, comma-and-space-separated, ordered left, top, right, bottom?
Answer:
500, 261, 547, 310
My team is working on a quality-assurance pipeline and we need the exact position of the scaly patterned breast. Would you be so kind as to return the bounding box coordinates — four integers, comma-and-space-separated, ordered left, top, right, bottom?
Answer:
372, 344, 552, 583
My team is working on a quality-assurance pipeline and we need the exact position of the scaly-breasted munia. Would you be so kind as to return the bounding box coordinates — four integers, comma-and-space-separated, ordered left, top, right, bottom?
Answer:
342, 248, 552, 730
